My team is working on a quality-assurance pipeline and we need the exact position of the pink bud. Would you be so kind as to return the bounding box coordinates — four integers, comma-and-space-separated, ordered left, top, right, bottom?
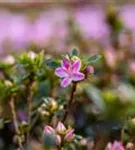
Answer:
56, 135, 61, 146
106, 142, 113, 150
64, 129, 75, 142
85, 66, 94, 74
104, 49, 116, 68
44, 126, 55, 135
106, 141, 125, 150
56, 122, 66, 134
129, 62, 135, 73
126, 142, 134, 149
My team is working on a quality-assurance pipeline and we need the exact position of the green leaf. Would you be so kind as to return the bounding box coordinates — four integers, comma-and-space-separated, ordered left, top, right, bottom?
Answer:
0, 119, 4, 129
85, 85, 105, 112
70, 48, 79, 57
86, 54, 102, 64
43, 134, 56, 148
46, 59, 60, 69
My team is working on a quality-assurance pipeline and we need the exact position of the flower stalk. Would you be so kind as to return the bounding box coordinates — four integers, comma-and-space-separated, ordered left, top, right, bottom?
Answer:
9, 98, 23, 149
26, 81, 34, 141
62, 82, 77, 123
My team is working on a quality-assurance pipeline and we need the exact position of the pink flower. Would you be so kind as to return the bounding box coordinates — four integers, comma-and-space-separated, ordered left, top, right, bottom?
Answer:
56, 122, 66, 134
44, 126, 55, 135
55, 59, 85, 87
106, 141, 125, 150
129, 61, 135, 73
64, 129, 75, 142
56, 135, 61, 146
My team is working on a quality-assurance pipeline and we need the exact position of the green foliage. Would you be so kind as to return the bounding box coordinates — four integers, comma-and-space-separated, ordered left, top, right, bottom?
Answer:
46, 59, 60, 70
1, 48, 135, 149
43, 134, 56, 148
69, 48, 79, 57
86, 54, 102, 65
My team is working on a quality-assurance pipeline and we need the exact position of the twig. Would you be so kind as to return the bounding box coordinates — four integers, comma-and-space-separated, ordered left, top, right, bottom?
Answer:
9, 98, 23, 149
62, 82, 77, 123
57, 145, 62, 150
26, 82, 34, 141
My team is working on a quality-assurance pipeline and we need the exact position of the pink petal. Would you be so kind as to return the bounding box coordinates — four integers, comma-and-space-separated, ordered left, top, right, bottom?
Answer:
61, 77, 72, 87
72, 72, 85, 81
64, 129, 74, 142
72, 60, 81, 72
44, 126, 55, 135
55, 67, 68, 78
56, 122, 66, 134
62, 59, 70, 69
112, 141, 124, 150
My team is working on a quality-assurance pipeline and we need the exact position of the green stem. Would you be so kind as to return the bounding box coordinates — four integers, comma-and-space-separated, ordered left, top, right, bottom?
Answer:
26, 82, 34, 141
62, 82, 77, 123
9, 98, 23, 149
121, 118, 126, 143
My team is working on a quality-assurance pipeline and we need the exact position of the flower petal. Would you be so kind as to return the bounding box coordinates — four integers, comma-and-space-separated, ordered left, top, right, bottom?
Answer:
62, 59, 70, 69
55, 67, 68, 78
72, 72, 85, 81
44, 126, 55, 135
56, 122, 66, 134
72, 60, 81, 72
61, 77, 72, 87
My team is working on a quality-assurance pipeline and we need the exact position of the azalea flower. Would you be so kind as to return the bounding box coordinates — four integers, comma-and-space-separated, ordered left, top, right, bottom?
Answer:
55, 58, 85, 87
64, 129, 75, 142
44, 125, 61, 146
44, 126, 55, 135
106, 141, 125, 150
56, 121, 66, 134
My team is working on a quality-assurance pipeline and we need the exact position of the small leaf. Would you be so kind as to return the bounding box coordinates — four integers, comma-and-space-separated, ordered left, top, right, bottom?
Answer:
46, 59, 60, 69
85, 85, 105, 112
70, 48, 79, 57
86, 54, 102, 64
0, 119, 4, 129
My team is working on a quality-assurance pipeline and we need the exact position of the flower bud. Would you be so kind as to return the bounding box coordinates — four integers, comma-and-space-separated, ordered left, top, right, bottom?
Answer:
4, 55, 15, 65
28, 51, 36, 60
40, 110, 50, 117
44, 126, 55, 135
71, 56, 80, 62
56, 122, 66, 134
64, 129, 75, 142
126, 142, 134, 150
49, 99, 58, 112
131, 118, 135, 125
41, 103, 47, 109
85, 66, 94, 74
56, 135, 61, 146
64, 54, 70, 60
106, 142, 112, 150
106, 141, 124, 150
21, 121, 28, 127
4, 80, 13, 86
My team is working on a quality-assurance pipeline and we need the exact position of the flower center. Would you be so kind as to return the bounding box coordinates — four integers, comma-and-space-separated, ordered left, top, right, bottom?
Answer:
67, 66, 73, 77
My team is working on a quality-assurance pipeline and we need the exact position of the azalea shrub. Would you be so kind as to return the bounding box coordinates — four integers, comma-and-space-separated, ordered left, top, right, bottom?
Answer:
0, 47, 135, 150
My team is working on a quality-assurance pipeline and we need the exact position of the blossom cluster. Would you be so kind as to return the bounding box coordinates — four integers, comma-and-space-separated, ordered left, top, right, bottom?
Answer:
44, 122, 75, 147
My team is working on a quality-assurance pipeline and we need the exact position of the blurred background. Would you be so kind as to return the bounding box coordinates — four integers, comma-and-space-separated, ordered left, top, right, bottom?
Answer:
0, 1, 135, 55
